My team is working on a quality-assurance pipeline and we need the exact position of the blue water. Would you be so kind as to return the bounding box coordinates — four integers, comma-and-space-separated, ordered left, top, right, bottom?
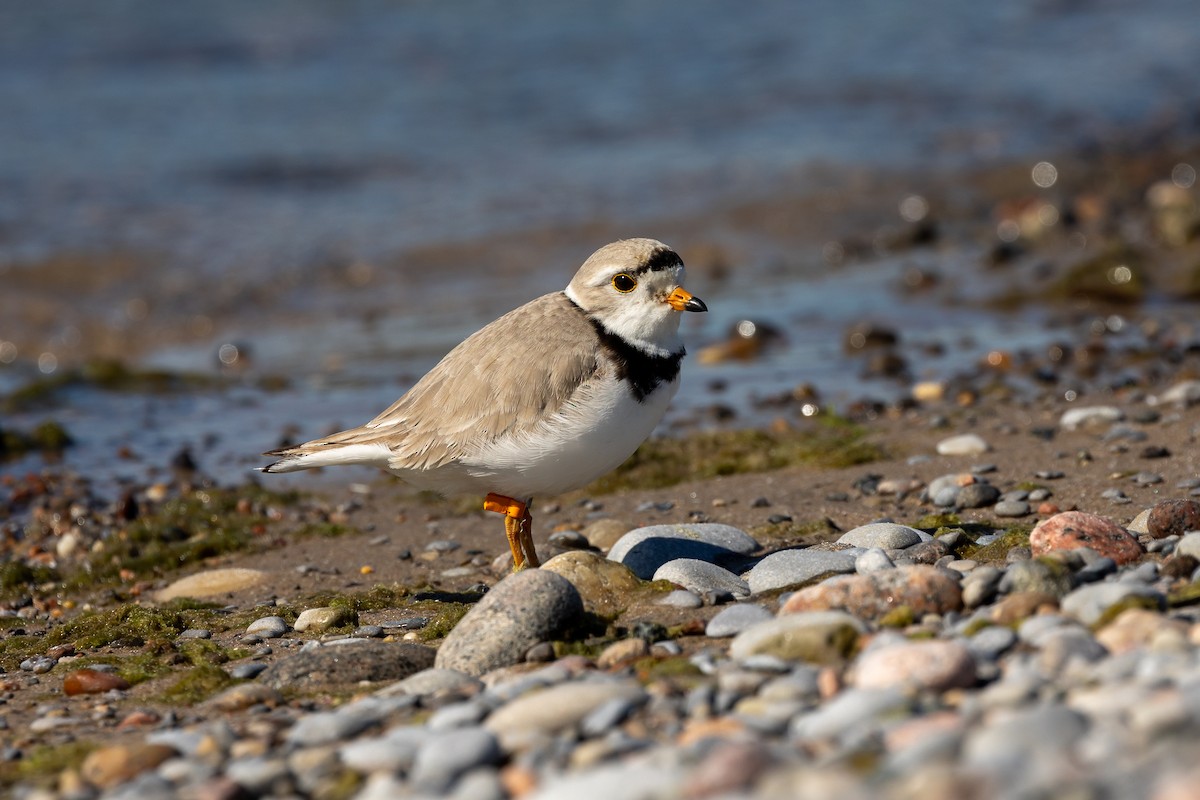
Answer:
1, 0, 1196, 272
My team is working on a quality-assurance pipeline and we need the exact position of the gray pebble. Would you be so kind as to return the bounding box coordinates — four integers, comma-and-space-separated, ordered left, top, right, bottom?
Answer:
744, 549, 857, 594
957, 483, 1001, 509
855, 547, 895, 574
579, 695, 641, 738
790, 687, 911, 741
224, 757, 289, 794
705, 603, 773, 638
994, 500, 1031, 517
653, 558, 750, 598
286, 697, 405, 746
999, 559, 1074, 598
608, 523, 760, 579
427, 699, 491, 731
658, 589, 703, 608
435, 570, 583, 676
1060, 582, 1165, 626
355, 625, 385, 638
837, 522, 924, 549
339, 727, 427, 774
246, 616, 288, 639
961, 566, 1003, 608
966, 625, 1018, 661
177, 628, 212, 640
426, 539, 461, 552
228, 662, 268, 680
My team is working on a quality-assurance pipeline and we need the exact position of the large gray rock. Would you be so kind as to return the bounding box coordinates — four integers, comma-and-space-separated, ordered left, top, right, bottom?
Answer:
653, 559, 750, 598
608, 524, 759, 579
259, 641, 435, 690
435, 569, 583, 676
837, 523, 924, 550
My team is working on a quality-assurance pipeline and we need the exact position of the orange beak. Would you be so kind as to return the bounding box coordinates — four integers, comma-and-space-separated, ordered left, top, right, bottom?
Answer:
666, 286, 708, 312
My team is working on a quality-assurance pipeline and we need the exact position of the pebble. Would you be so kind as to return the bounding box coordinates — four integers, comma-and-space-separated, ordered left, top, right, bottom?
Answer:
80, 743, 178, 789
293, 606, 354, 633
607, 523, 760, 579
410, 727, 502, 792
994, 499, 1031, 517
1148, 499, 1200, 539
1060, 405, 1124, 430
653, 558, 750, 598
260, 641, 436, 689
853, 640, 976, 691
1030, 511, 1144, 564
780, 565, 963, 619
483, 679, 646, 749
854, 547, 895, 574
155, 568, 268, 602
705, 603, 773, 638
936, 433, 991, 455
743, 548, 857, 594
836, 522, 924, 549
435, 569, 583, 676
540, 551, 643, 616
1059, 582, 1165, 626
729, 611, 865, 664
957, 482, 1001, 509
63, 668, 131, 696
659, 589, 703, 608
245, 615, 289, 639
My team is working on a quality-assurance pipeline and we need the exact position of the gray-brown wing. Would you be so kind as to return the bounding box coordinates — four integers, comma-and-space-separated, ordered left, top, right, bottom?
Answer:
305, 292, 601, 469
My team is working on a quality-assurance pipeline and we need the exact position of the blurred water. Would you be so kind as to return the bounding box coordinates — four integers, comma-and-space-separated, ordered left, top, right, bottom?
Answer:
1, 0, 1196, 274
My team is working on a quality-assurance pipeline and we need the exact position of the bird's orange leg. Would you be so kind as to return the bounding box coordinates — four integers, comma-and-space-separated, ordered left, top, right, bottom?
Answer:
484, 493, 539, 571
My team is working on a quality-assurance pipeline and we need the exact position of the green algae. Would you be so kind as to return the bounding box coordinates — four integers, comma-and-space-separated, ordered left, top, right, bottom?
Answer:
749, 518, 842, 545
158, 663, 236, 705
1092, 595, 1164, 630
588, 416, 884, 494
957, 527, 1032, 563
879, 606, 916, 628
0, 740, 96, 791
61, 484, 298, 591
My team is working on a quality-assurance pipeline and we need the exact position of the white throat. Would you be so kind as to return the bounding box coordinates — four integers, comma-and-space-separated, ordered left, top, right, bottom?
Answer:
565, 285, 682, 357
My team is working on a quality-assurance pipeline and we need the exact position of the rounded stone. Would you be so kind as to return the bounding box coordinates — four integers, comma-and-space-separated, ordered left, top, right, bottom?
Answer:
855, 548, 895, 574
435, 569, 583, 676
853, 640, 976, 691
541, 551, 642, 616
837, 523, 923, 550
706, 603, 774, 638
582, 519, 634, 552
377, 667, 483, 699
410, 727, 502, 792
80, 744, 178, 789
607, 523, 760, 579
729, 611, 865, 664
936, 433, 991, 456
484, 679, 646, 750
957, 483, 1001, 509
260, 641, 435, 689
779, 565, 963, 620
1059, 406, 1123, 430
653, 559, 750, 598
63, 668, 131, 696
294, 606, 355, 633
1147, 499, 1200, 540
245, 616, 289, 639
1030, 511, 1143, 565
204, 683, 283, 712
1060, 582, 1165, 626
744, 549, 857, 595
155, 568, 268, 602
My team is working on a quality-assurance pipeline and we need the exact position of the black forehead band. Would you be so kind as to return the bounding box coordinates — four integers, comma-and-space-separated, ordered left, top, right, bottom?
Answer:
631, 247, 684, 275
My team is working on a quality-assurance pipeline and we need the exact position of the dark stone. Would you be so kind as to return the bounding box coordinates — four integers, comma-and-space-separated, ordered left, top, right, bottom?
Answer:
260, 641, 435, 690
1148, 499, 1200, 540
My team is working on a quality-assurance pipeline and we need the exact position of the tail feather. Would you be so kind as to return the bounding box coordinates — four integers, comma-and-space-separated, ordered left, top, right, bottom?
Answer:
261, 441, 394, 473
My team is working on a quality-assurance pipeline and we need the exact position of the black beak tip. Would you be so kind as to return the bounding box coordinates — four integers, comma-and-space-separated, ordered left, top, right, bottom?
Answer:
685, 297, 708, 313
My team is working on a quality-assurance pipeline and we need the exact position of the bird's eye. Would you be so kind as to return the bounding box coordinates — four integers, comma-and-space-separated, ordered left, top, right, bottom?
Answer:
612, 273, 637, 293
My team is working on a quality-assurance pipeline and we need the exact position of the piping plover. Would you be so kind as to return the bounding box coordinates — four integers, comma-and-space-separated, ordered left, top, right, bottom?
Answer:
262, 238, 707, 569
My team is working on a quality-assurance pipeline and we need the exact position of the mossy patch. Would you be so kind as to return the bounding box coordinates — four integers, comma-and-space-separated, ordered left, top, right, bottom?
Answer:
914, 513, 962, 530
0, 561, 61, 598
1046, 246, 1148, 305
0, 420, 74, 459
957, 527, 1032, 562
879, 605, 916, 628
0, 740, 96, 790
588, 415, 884, 494
1168, 581, 1200, 608
633, 655, 705, 684
158, 663, 236, 705
961, 618, 995, 637
1092, 595, 1164, 630
749, 518, 842, 545
60, 484, 298, 592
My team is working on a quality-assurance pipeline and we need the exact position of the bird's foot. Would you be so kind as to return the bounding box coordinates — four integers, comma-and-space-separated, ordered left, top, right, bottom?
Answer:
484, 493, 539, 570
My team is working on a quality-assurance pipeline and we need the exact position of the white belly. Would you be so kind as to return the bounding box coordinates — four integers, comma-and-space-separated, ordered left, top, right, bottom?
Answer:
417, 376, 678, 499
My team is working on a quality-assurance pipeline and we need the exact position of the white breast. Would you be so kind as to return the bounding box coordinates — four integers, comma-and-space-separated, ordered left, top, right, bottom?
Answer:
449, 375, 679, 499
